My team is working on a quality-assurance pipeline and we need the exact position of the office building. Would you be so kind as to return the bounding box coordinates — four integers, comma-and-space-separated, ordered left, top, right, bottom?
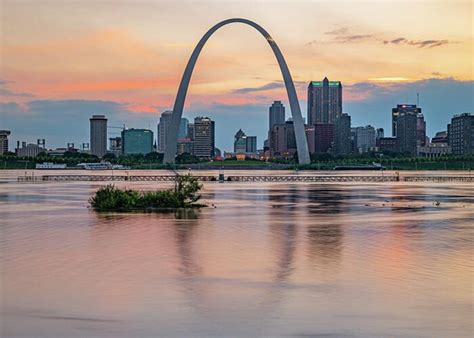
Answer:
90, 115, 107, 158
376, 128, 385, 140
353, 125, 376, 153
234, 129, 257, 154
392, 104, 426, 146
448, 113, 474, 155
307, 77, 342, 124
416, 114, 427, 146
193, 117, 215, 159
269, 101, 285, 131
269, 121, 296, 159
0, 130, 11, 154
109, 137, 122, 157
396, 113, 418, 155
431, 131, 448, 144
313, 123, 334, 154
157, 110, 173, 153
378, 137, 397, 153
179, 118, 189, 139
121, 129, 154, 155
246, 136, 257, 153
177, 138, 194, 155
234, 129, 247, 154
334, 113, 352, 155
187, 123, 195, 140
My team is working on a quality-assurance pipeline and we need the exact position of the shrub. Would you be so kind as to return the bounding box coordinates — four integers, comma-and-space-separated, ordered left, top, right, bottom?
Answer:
89, 174, 203, 212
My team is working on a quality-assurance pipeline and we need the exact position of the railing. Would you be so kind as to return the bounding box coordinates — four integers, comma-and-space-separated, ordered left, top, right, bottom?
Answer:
17, 174, 474, 183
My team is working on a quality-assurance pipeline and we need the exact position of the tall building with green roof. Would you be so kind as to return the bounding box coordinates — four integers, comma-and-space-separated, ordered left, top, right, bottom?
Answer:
307, 77, 342, 124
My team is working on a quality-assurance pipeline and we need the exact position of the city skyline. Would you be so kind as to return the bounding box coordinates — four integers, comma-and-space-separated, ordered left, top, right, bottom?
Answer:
1, 0, 473, 151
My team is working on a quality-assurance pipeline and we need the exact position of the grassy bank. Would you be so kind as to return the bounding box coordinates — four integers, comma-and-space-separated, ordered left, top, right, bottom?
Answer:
89, 174, 204, 212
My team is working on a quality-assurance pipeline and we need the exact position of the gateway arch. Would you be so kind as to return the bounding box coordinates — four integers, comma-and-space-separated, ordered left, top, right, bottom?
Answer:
163, 18, 311, 165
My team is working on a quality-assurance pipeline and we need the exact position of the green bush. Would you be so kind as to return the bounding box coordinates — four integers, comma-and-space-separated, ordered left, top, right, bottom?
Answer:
89, 174, 203, 212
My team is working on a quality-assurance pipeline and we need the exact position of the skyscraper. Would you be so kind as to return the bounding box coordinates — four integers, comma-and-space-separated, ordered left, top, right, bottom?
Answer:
90, 115, 107, 158
307, 77, 342, 124
178, 118, 189, 139
0, 130, 11, 155
234, 129, 257, 154
392, 104, 421, 137
157, 110, 173, 153
234, 129, 247, 154
193, 117, 215, 159
448, 113, 474, 155
334, 113, 352, 155
246, 136, 257, 153
269, 101, 285, 132
396, 113, 418, 155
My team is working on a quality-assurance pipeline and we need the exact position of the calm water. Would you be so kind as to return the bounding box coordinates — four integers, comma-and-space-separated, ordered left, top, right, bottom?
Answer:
1, 170, 473, 337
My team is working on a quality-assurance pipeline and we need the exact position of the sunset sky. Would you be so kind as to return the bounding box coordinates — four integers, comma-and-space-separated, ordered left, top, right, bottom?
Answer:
1, 0, 473, 151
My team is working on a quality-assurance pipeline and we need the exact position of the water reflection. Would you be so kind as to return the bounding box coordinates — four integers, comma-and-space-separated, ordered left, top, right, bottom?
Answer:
1, 179, 473, 338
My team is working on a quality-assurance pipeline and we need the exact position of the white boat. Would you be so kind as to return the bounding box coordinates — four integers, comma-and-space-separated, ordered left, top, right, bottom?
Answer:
77, 162, 113, 170
36, 162, 67, 169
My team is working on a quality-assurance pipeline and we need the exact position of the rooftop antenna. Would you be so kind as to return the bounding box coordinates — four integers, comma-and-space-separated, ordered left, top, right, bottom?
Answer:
417, 92, 419, 106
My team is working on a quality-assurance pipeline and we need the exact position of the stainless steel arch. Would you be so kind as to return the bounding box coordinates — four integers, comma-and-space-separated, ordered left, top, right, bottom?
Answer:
163, 18, 311, 165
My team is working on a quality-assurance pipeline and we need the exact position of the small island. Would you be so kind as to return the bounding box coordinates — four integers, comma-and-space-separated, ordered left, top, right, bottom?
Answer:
89, 174, 204, 212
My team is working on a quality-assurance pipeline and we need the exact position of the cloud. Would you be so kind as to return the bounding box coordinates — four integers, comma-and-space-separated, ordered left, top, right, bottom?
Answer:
311, 27, 453, 49
318, 26, 375, 44
382, 38, 451, 48
0, 79, 34, 98
324, 27, 349, 36
0, 88, 34, 98
232, 82, 284, 94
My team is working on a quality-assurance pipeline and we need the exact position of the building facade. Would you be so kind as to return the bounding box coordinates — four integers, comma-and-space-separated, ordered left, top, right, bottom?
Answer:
396, 113, 418, 155
90, 115, 108, 158
121, 129, 154, 155
378, 137, 397, 153
353, 125, 376, 153
448, 113, 474, 155
417, 143, 451, 158
392, 104, 425, 146
0, 130, 11, 154
157, 110, 173, 153
234, 129, 257, 154
193, 117, 215, 159
313, 123, 334, 154
246, 136, 257, 153
177, 138, 194, 155
109, 137, 122, 157
269, 101, 285, 131
16, 142, 44, 157
307, 77, 342, 124
334, 113, 352, 155
179, 118, 189, 139
234, 129, 247, 154
269, 121, 296, 159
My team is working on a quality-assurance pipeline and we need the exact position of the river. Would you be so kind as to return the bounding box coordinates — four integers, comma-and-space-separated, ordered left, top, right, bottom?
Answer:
1, 170, 473, 337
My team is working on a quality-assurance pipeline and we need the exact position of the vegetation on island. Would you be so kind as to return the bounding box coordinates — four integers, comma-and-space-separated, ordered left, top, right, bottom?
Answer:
89, 174, 204, 212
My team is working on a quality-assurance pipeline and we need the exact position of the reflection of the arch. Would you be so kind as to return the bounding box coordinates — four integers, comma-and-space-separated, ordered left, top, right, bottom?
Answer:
171, 186, 301, 332
268, 185, 345, 270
